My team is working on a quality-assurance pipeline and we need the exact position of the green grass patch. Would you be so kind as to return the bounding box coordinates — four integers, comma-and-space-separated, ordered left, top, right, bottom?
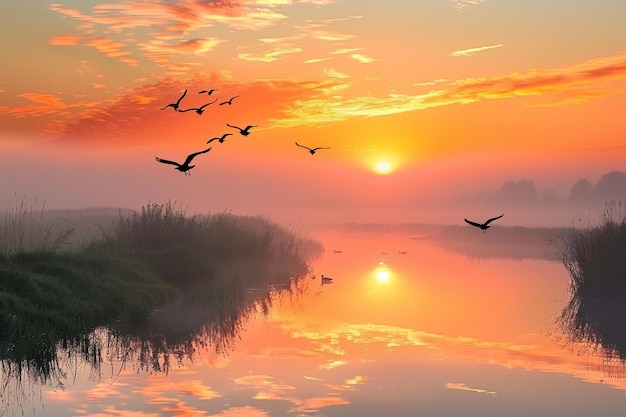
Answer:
0, 201, 321, 382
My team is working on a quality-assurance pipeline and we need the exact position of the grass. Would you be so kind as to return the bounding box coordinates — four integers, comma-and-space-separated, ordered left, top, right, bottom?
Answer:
0, 201, 322, 385
558, 201, 626, 357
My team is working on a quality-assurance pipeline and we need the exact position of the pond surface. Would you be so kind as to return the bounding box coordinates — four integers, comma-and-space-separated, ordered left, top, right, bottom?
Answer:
3, 225, 626, 416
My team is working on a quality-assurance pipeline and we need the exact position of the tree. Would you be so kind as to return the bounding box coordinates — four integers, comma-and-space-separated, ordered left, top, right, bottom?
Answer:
568, 179, 593, 203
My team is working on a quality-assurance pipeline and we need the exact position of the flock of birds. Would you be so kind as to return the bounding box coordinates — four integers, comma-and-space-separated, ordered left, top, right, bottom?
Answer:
156, 87, 506, 287
155, 87, 330, 176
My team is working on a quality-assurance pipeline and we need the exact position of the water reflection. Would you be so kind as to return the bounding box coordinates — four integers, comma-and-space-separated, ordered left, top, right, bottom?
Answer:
3, 225, 626, 416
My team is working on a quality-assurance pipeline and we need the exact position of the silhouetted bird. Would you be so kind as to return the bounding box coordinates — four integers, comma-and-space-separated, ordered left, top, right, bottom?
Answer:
295, 142, 331, 155
160, 89, 187, 111
321, 275, 333, 285
206, 133, 233, 144
198, 88, 218, 95
178, 98, 217, 115
155, 147, 212, 176
227, 123, 257, 136
464, 214, 504, 233
219, 95, 240, 105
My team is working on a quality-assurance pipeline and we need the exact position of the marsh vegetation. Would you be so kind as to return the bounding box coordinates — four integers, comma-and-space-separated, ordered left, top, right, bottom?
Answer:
559, 201, 626, 358
0, 200, 322, 393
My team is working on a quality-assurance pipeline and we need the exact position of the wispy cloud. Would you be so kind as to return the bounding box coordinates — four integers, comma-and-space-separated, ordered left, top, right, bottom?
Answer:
272, 50, 626, 127
453, 0, 487, 11
451, 43, 503, 57
351, 53, 377, 63
239, 47, 303, 63
445, 382, 497, 396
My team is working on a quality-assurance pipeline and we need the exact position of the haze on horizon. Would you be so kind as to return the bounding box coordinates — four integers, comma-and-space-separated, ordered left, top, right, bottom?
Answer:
1, 1, 625, 228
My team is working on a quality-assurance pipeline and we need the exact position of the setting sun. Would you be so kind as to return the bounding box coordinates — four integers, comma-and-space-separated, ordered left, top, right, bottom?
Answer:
375, 161, 392, 175
375, 268, 391, 283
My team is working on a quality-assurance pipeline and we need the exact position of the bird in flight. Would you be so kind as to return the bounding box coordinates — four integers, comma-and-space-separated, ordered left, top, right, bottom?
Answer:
295, 142, 331, 155
178, 98, 217, 115
206, 133, 233, 144
227, 123, 257, 136
160, 89, 187, 111
155, 147, 212, 175
321, 275, 334, 285
464, 214, 504, 233
219, 95, 240, 105
198, 88, 218, 95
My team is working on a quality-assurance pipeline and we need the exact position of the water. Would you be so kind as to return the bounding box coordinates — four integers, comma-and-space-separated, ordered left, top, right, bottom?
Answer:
3, 225, 626, 416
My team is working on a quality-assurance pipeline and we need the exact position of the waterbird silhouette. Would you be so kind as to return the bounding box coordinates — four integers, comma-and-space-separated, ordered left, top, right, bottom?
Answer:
219, 95, 240, 105
227, 123, 257, 136
198, 88, 218, 95
155, 147, 212, 176
295, 142, 331, 155
464, 214, 504, 233
160, 89, 187, 111
178, 98, 217, 115
206, 133, 233, 144
321, 275, 333, 285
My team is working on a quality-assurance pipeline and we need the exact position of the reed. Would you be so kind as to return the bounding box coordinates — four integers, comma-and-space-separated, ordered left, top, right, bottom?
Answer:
558, 201, 626, 357
0, 195, 74, 255
1, 201, 320, 386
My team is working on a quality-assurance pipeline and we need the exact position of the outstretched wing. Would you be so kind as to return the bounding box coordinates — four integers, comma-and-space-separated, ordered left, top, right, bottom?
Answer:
244, 125, 257, 130
183, 147, 212, 165
178, 107, 197, 112
199, 99, 217, 109
226, 123, 241, 130
155, 157, 180, 167
464, 219, 482, 228
175, 89, 188, 105
295, 142, 311, 151
206, 137, 219, 144
484, 214, 504, 226
312, 146, 331, 151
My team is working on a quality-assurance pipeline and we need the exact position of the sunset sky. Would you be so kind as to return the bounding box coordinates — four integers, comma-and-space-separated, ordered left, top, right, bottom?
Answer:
1, 0, 625, 225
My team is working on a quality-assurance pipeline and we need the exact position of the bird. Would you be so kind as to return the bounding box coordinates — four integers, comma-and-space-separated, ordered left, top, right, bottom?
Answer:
321, 275, 333, 285
178, 98, 217, 115
464, 214, 504, 233
206, 133, 233, 144
295, 142, 331, 155
160, 89, 187, 111
198, 88, 218, 95
219, 95, 240, 105
227, 123, 257, 136
155, 147, 212, 175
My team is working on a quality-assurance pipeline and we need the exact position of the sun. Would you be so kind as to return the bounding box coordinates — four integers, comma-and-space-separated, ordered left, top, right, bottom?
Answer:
374, 161, 392, 175
376, 269, 391, 283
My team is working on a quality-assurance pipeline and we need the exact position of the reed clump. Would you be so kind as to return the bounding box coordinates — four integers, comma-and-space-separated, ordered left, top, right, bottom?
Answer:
559, 201, 626, 357
1, 201, 320, 384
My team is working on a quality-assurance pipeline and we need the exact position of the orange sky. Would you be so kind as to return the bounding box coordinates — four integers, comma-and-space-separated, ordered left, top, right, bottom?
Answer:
1, 1, 626, 225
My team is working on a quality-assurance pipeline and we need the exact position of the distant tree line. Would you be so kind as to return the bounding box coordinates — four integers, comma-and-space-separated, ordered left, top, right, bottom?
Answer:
467, 170, 626, 205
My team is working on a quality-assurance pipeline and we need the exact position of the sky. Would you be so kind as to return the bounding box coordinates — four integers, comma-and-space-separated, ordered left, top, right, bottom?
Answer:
1, 0, 626, 226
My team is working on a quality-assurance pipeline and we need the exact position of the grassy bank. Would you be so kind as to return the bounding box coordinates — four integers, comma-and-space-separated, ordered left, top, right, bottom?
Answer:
559, 202, 626, 357
0, 202, 321, 379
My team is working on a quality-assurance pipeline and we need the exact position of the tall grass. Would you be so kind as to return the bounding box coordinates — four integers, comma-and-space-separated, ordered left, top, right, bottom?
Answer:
0, 195, 73, 255
558, 201, 626, 357
1, 201, 321, 391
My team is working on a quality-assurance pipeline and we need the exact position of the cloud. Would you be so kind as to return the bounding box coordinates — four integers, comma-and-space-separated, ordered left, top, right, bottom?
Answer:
351, 53, 377, 63
47, 1, 305, 72
238, 47, 303, 63
445, 382, 497, 396
453, 0, 487, 11
272, 50, 626, 128
451, 43, 503, 57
